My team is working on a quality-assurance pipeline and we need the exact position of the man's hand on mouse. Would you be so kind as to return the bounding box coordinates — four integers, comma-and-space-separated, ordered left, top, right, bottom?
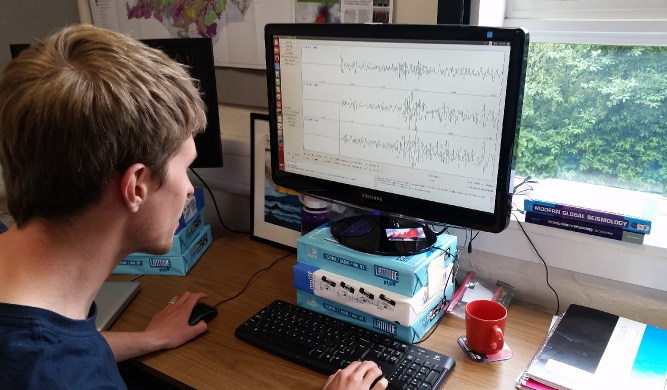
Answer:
322, 361, 388, 390
144, 291, 209, 350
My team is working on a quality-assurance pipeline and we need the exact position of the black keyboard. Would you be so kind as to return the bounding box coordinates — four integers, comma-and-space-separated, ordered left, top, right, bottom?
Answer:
235, 300, 455, 390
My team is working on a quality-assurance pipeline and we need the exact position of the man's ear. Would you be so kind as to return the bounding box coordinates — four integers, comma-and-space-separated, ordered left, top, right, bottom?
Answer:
120, 163, 150, 213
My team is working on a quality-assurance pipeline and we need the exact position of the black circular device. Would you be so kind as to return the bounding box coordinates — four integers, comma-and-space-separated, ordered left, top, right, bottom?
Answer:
330, 215, 437, 256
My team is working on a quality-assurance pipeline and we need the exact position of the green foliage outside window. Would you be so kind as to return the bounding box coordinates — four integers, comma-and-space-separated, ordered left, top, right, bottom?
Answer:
516, 43, 667, 195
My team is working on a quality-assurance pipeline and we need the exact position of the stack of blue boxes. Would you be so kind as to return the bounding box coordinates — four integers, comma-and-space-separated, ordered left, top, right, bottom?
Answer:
293, 223, 457, 343
113, 188, 212, 276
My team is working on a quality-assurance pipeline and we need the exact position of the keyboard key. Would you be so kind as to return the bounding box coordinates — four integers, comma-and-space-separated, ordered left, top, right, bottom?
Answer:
418, 384, 431, 390
425, 371, 439, 385
431, 365, 443, 373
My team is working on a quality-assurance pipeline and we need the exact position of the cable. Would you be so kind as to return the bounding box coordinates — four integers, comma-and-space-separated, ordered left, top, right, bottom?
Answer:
213, 253, 292, 308
189, 168, 249, 234
512, 212, 560, 316
468, 230, 479, 253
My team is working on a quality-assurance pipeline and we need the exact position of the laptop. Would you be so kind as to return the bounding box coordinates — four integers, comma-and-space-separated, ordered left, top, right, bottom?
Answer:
94, 281, 141, 331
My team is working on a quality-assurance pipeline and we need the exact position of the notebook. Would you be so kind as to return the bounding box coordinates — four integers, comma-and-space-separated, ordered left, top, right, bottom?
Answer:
525, 304, 667, 390
94, 281, 141, 331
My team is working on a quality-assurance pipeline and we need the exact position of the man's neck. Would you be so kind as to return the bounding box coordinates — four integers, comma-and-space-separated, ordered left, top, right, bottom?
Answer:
0, 215, 128, 320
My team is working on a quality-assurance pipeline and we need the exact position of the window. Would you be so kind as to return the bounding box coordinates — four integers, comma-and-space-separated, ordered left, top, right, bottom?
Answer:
500, 2, 667, 196
516, 41, 667, 195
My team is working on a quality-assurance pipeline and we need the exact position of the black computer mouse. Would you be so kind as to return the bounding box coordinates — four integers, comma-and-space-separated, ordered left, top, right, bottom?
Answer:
188, 303, 218, 326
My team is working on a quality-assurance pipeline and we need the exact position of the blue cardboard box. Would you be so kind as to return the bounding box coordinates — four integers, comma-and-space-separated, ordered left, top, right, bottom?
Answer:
296, 285, 453, 343
293, 262, 455, 326
176, 188, 204, 234
113, 224, 212, 276
128, 207, 205, 258
297, 225, 457, 297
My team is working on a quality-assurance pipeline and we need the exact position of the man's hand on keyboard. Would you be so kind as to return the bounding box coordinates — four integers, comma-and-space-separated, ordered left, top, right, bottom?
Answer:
322, 361, 388, 390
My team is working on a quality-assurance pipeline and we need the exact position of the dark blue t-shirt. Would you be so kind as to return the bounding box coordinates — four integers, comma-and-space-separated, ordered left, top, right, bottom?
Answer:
0, 302, 126, 390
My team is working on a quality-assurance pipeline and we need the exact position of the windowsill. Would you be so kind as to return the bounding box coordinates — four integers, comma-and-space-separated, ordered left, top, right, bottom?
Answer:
447, 195, 667, 293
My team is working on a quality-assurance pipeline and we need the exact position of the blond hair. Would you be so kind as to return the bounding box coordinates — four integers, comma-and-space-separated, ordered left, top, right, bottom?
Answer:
0, 25, 206, 227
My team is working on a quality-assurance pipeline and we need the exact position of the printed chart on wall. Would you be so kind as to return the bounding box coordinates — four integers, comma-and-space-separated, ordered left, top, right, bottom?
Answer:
89, 0, 295, 68
295, 0, 393, 24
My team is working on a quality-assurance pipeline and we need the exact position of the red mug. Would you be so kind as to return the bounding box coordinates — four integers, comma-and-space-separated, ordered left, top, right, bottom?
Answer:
465, 299, 507, 355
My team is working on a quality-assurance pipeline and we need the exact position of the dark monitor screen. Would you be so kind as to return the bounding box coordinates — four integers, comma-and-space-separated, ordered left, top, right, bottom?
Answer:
9, 38, 223, 168
265, 24, 528, 234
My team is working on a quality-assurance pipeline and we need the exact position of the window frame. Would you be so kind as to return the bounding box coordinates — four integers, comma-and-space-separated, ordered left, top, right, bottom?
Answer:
505, 0, 667, 21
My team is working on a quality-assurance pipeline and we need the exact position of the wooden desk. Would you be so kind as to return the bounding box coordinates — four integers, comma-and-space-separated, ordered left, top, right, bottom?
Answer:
110, 234, 553, 390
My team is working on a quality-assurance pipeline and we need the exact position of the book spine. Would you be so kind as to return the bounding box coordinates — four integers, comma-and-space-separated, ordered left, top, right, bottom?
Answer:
524, 212, 644, 245
524, 199, 651, 234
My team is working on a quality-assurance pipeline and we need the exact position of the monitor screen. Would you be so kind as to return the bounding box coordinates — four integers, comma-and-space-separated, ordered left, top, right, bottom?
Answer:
9, 38, 223, 168
265, 24, 528, 234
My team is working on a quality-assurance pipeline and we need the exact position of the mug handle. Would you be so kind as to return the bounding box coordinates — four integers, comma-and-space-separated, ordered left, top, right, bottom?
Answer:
489, 325, 504, 351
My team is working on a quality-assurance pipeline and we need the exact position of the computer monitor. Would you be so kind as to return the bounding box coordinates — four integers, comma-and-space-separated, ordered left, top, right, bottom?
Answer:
265, 24, 529, 255
9, 38, 223, 168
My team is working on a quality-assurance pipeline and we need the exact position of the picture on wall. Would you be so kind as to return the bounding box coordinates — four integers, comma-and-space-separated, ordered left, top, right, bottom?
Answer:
250, 113, 301, 250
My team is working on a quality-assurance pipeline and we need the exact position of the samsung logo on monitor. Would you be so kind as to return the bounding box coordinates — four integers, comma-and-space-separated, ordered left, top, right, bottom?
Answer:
362, 194, 382, 202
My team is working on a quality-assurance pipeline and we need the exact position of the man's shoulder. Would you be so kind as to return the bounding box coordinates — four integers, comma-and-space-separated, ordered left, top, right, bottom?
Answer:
0, 303, 127, 390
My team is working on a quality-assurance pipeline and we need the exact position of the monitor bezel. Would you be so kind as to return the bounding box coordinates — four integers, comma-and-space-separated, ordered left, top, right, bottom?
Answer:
264, 24, 529, 233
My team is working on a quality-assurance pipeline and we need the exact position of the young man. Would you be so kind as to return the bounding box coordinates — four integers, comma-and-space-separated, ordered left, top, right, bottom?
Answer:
0, 25, 387, 390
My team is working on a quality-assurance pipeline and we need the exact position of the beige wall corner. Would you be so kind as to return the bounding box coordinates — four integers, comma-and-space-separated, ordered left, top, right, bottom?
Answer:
394, 0, 438, 25
77, 0, 93, 24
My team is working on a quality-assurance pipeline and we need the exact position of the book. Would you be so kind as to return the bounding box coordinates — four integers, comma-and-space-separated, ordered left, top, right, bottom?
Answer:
519, 378, 557, 390
516, 314, 564, 390
524, 178, 661, 234
524, 211, 645, 245
525, 304, 667, 390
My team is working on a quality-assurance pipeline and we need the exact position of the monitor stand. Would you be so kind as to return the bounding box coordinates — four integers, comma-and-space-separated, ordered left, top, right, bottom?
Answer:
330, 215, 437, 256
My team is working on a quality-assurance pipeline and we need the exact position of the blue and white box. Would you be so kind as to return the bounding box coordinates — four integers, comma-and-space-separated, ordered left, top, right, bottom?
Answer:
113, 224, 212, 276
296, 225, 457, 297
129, 207, 206, 258
176, 188, 204, 234
294, 262, 455, 326
296, 288, 451, 343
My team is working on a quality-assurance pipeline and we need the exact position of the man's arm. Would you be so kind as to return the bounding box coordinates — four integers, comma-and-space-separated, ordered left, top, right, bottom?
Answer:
101, 291, 208, 362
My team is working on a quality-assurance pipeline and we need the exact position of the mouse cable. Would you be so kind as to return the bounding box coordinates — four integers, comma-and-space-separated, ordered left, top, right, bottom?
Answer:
414, 253, 460, 345
511, 212, 560, 316
213, 252, 292, 308
189, 168, 250, 234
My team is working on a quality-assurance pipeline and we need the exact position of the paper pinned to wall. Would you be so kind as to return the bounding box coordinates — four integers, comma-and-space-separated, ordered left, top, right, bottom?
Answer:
295, 0, 392, 24
341, 0, 392, 24
89, 0, 294, 69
